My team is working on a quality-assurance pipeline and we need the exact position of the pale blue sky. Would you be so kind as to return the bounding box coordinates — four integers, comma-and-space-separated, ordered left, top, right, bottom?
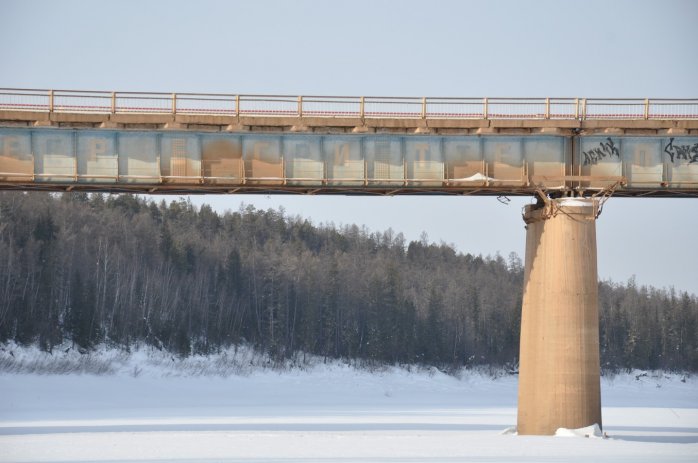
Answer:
2, 0, 697, 294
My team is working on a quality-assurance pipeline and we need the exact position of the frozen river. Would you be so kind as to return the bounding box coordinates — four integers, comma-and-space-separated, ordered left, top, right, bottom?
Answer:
0, 348, 696, 462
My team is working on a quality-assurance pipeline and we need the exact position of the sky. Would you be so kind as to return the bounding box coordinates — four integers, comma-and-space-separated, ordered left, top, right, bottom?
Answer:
1, 0, 697, 294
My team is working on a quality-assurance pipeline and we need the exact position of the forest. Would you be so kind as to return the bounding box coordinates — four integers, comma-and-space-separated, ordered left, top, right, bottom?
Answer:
0, 191, 696, 372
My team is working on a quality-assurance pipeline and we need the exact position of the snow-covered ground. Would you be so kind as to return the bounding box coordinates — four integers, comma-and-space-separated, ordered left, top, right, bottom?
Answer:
0, 345, 696, 462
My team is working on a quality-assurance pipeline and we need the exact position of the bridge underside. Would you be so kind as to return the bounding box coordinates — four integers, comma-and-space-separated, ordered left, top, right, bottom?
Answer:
1, 182, 696, 198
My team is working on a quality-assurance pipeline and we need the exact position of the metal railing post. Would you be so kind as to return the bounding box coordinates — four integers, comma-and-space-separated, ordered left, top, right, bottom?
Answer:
298, 95, 303, 117
545, 97, 550, 119
574, 98, 579, 120
359, 96, 365, 119
235, 94, 240, 117
582, 98, 587, 120
171, 93, 177, 114
111, 92, 116, 114
483, 97, 489, 119
644, 98, 650, 120
48, 89, 54, 112
421, 97, 427, 119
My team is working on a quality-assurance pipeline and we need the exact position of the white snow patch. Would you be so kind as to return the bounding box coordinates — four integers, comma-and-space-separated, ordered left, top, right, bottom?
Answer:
557, 198, 593, 207
555, 423, 604, 438
451, 172, 496, 182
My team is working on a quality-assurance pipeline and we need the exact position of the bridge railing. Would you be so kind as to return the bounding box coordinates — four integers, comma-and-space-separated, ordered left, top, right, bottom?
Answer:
0, 89, 696, 120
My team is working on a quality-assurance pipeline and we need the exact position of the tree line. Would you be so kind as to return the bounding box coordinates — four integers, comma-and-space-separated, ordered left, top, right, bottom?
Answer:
0, 191, 695, 372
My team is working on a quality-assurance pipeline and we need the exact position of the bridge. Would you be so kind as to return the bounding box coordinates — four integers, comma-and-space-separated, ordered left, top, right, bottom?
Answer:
0, 89, 696, 197
1, 88, 697, 436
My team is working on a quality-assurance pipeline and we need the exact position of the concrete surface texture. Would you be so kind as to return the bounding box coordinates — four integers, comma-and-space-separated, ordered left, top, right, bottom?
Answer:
517, 198, 602, 435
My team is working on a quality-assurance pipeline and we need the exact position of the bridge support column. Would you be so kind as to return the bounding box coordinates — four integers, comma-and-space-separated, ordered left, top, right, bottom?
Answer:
517, 198, 602, 435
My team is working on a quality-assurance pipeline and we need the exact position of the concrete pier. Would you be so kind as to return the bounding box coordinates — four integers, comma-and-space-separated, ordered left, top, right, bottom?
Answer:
517, 198, 602, 435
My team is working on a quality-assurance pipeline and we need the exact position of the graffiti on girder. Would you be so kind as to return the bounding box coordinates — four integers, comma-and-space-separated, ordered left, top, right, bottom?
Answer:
582, 138, 620, 165
663, 138, 698, 164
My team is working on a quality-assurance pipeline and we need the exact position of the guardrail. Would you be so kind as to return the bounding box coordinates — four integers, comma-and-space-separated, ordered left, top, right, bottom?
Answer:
0, 89, 696, 120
